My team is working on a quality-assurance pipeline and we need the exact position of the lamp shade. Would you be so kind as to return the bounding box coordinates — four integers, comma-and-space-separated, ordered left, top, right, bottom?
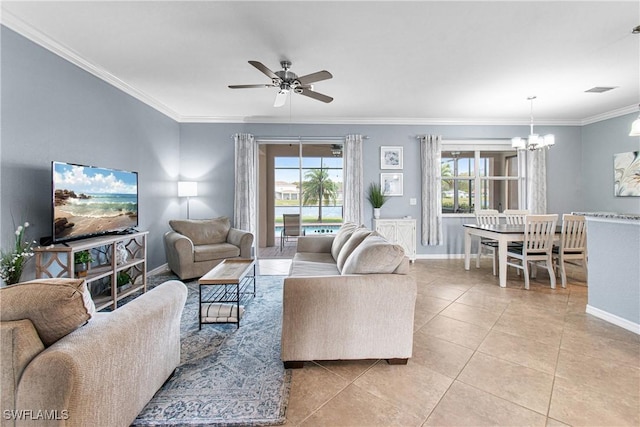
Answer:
178, 181, 198, 198
630, 116, 640, 137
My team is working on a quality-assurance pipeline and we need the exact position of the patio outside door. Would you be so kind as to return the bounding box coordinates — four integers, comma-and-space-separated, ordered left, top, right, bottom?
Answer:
256, 140, 344, 258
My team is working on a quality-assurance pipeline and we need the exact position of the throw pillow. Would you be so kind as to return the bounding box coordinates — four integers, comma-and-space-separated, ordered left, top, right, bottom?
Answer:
0, 278, 96, 346
341, 234, 405, 275
330, 222, 359, 261
170, 217, 231, 245
336, 228, 373, 272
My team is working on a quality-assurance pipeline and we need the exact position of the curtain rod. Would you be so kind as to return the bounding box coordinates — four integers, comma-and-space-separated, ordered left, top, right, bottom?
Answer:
415, 136, 512, 141
232, 135, 369, 142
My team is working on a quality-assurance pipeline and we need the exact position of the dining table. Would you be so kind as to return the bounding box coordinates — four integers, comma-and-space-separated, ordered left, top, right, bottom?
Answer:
463, 223, 560, 288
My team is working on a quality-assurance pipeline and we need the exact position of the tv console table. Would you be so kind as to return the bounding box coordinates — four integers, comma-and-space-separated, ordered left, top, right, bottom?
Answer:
34, 231, 148, 311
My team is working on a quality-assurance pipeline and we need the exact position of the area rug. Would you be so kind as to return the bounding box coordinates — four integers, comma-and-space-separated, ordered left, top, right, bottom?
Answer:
131, 273, 290, 426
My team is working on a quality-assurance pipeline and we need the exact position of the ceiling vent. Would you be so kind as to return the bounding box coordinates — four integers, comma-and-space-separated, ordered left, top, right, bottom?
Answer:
585, 86, 617, 93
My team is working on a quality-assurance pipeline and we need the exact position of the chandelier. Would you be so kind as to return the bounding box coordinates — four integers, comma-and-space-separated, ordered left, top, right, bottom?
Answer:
511, 96, 555, 151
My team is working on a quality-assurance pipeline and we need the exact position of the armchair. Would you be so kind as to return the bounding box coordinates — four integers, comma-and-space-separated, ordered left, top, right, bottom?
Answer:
164, 217, 254, 280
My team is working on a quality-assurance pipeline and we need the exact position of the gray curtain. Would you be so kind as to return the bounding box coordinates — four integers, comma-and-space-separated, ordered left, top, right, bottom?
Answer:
420, 135, 443, 245
233, 133, 256, 234
343, 134, 364, 224
527, 149, 547, 214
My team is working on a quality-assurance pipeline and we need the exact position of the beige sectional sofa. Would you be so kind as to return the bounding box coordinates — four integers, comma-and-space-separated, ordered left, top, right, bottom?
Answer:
1, 278, 187, 427
164, 217, 254, 280
281, 222, 417, 368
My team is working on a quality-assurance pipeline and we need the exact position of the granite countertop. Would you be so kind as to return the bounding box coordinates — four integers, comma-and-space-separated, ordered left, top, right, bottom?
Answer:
573, 212, 640, 221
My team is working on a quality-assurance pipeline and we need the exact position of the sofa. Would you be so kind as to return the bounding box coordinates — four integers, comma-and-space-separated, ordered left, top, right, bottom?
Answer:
1, 278, 187, 427
164, 217, 254, 280
281, 222, 417, 368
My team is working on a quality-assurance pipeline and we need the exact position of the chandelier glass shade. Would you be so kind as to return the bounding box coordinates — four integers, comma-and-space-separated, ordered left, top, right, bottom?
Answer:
512, 96, 555, 151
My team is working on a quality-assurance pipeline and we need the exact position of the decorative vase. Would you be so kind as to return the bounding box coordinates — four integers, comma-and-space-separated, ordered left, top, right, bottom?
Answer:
373, 208, 381, 219
116, 242, 128, 265
75, 263, 88, 278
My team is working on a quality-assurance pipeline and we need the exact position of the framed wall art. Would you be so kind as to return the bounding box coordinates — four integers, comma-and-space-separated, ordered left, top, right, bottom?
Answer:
614, 151, 640, 197
381, 173, 403, 196
380, 146, 403, 169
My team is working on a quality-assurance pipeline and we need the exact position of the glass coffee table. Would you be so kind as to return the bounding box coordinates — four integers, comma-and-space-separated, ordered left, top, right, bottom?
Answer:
198, 258, 256, 329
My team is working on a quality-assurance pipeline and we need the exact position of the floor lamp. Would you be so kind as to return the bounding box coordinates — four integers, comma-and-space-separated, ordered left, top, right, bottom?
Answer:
178, 181, 198, 219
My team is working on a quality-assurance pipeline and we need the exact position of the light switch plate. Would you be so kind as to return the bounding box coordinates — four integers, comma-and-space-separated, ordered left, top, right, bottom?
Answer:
409, 198, 417, 205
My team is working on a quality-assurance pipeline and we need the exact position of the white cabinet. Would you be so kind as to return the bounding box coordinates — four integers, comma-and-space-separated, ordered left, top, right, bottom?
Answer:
373, 219, 416, 262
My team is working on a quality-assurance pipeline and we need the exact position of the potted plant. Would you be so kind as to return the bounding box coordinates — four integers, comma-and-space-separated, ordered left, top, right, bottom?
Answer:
74, 250, 94, 278
117, 271, 132, 292
367, 182, 388, 219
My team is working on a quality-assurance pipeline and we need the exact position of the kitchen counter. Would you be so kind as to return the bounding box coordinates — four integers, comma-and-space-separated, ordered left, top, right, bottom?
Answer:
573, 212, 640, 221
579, 213, 639, 334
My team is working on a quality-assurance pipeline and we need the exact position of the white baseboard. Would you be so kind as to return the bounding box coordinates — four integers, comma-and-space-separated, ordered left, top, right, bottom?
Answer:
147, 263, 170, 277
586, 305, 640, 335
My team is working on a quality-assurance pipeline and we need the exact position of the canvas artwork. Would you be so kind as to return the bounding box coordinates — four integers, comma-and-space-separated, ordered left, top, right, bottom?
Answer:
381, 173, 403, 196
380, 146, 403, 169
613, 151, 640, 197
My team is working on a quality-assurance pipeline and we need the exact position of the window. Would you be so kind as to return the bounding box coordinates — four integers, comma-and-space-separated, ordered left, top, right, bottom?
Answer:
441, 143, 522, 214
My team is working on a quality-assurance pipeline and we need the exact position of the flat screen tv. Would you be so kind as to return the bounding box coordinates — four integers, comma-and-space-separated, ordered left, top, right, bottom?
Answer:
52, 161, 138, 243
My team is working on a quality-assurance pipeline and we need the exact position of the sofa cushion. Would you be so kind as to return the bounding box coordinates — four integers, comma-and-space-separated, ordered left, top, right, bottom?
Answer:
170, 217, 231, 245
336, 228, 373, 272
330, 222, 359, 261
341, 235, 405, 275
194, 243, 241, 262
293, 252, 337, 264
290, 252, 340, 276
0, 278, 96, 346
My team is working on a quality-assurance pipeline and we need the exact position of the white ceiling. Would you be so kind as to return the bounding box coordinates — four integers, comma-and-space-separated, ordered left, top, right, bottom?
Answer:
2, 1, 639, 125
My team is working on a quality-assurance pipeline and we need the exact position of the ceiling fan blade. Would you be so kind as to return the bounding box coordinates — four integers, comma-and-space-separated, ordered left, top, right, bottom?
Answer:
297, 70, 333, 85
228, 84, 275, 89
299, 88, 333, 103
274, 90, 289, 107
249, 60, 279, 80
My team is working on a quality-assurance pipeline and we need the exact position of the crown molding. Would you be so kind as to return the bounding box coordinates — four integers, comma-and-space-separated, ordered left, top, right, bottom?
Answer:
179, 115, 582, 126
580, 104, 639, 125
1, 11, 182, 122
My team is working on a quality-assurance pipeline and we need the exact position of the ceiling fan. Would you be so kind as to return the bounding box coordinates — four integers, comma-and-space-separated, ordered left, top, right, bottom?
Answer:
229, 60, 333, 107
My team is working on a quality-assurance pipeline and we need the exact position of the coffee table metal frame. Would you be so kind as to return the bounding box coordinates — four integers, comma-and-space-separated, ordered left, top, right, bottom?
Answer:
198, 258, 256, 329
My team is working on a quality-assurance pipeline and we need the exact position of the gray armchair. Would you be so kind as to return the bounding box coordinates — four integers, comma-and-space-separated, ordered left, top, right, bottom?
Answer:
164, 217, 253, 280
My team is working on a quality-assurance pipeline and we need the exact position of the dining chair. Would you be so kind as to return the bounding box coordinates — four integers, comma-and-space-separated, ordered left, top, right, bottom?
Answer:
504, 209, 529, 225
475, 209, 500, 275
553, 214, 587, 288
506, 214, 558, 290
280, 214, 302, 251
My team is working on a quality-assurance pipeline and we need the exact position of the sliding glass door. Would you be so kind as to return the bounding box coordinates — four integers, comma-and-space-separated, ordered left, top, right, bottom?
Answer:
257, 140, 343, 257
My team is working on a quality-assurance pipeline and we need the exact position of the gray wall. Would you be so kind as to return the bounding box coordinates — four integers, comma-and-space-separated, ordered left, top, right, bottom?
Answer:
2, 23, 637, 275
178, 122, 584, 256
582, 113, 640, 213
1, 26, 181, 274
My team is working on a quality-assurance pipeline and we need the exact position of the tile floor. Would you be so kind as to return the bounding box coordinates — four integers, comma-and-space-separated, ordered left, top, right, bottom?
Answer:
276, 258, 639, 427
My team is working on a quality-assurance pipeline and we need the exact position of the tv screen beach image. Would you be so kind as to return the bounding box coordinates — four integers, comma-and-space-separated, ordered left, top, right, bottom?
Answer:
53, 162, 138, 240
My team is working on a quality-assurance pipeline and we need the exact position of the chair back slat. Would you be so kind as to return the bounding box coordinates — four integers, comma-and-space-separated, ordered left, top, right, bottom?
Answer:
505, 209, 529, 225
524, 214, 558, 253
475, 209, 500, 225
561, 214, 586, 251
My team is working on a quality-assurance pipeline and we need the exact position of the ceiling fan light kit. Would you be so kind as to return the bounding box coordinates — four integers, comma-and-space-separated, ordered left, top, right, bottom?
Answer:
512, 96, 555, 151
229, 60, 333, 107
